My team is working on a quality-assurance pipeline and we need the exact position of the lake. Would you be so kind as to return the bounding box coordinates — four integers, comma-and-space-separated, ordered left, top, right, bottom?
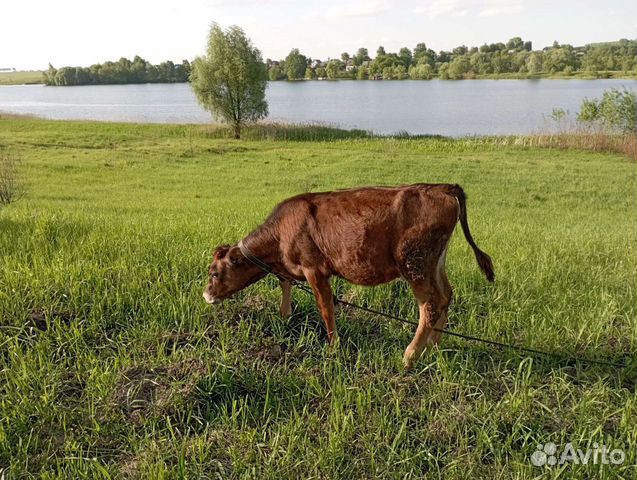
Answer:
1, 79, 635, 136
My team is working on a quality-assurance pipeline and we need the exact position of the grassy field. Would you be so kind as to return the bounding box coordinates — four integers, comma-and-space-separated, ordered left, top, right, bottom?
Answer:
0, 71, 44, 85
0, 118, 636, 478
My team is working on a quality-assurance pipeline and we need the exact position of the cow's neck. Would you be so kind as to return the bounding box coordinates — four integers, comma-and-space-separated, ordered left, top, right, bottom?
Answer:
241, 227, 280, 269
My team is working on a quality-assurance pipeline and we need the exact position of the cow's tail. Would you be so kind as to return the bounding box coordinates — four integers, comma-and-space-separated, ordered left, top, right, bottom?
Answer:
450, 185, 495, 282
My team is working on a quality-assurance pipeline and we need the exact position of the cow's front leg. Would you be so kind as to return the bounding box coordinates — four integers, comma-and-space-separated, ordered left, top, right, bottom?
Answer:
304, 269, 337, 344
280, 279, 292, 317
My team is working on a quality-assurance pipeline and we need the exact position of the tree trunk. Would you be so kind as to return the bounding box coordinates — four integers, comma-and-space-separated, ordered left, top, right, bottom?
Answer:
233, 122, 241, 139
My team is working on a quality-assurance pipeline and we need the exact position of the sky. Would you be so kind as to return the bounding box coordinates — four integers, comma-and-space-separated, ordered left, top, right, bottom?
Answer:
2, 0, 636, 70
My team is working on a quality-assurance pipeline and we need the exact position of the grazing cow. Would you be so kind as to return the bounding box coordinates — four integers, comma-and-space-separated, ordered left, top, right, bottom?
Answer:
204, 183, 494, 368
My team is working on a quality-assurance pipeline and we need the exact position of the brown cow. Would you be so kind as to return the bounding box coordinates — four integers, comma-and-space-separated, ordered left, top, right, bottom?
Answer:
203, 183, 494, 368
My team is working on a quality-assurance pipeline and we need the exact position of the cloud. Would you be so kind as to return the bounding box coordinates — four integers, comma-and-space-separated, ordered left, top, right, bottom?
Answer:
324, 0, 389, 20
415, 0, 525, 18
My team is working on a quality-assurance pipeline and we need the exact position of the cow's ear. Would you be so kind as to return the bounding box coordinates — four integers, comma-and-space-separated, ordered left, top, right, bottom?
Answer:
227, 246, 244, 265
213, 244, 231, 260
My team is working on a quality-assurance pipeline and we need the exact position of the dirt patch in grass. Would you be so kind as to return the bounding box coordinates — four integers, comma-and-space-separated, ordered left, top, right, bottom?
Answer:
108, 358, 208, 425
28, 309, 75, 331
245, 338, 286, 363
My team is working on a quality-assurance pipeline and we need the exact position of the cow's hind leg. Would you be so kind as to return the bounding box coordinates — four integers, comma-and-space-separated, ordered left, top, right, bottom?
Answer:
403, 278, 437, 369
400, 227, 452, 369
427, 247, 453, 345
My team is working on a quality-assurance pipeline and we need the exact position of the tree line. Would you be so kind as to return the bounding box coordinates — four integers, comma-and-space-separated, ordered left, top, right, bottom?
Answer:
268, 38, 637, 81
42, 38, 636, 87
43, 56, 191, 86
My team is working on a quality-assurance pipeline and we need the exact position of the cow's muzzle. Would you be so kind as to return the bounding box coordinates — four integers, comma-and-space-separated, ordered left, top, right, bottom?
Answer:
203, 291, 222, 305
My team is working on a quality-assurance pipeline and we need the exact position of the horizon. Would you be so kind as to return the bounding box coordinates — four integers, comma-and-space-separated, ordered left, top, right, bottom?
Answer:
2, 0, 637, 71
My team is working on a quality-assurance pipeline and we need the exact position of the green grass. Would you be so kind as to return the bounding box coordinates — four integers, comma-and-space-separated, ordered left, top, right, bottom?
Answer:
0, 71, 44, 85
0, 118, 636, 479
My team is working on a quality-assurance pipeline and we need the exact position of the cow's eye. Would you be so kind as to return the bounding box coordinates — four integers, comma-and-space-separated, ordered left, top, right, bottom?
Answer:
211, 272, 219, 278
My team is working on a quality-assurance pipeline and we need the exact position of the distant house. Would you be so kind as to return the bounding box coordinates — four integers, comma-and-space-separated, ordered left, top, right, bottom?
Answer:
311, 59, 324, 69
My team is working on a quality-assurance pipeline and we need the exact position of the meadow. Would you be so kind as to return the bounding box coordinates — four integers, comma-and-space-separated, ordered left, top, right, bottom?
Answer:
0, 72, 43, 86
0, 117, 636, 478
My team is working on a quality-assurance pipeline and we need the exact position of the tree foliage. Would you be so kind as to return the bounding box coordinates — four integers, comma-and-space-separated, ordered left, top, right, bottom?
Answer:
285, 49, 307, 80
191, 24, 268, 138
264, 38, 636, 81
43, 57, 191, 86
577, 88, 637, 133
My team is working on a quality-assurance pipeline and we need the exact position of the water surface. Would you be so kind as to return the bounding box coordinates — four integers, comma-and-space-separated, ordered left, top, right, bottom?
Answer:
0, 79, 634, 136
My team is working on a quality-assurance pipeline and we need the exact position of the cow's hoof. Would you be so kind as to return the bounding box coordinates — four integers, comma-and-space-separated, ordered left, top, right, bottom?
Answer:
403, 349, 416, 370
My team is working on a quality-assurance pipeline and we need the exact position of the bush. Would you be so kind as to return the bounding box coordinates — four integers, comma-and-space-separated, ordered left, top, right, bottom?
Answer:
0, 151, 23, 206
577, 87, 637, 133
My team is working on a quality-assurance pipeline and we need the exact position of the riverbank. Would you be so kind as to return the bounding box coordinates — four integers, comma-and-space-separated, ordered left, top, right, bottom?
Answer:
1, 117, 635, 478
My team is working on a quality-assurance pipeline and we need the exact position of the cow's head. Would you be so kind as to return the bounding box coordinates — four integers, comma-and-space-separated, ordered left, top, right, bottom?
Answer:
203, 244, 264, 304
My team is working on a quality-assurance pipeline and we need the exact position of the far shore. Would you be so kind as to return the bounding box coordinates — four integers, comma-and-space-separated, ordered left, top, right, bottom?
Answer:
1, 70, 635, 86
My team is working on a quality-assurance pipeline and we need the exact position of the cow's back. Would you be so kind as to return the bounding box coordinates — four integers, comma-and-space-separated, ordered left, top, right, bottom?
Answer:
277, 184, 459, 285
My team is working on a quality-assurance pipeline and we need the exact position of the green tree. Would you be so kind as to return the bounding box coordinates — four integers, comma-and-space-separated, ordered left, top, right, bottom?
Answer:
413, 43, 427, 63
468, 52, 488, 74
382, 66, 394, 80
316, 66, 327, 78
506, 37, 524, 51
577, 88, 636, 133
448, 56, 471, 79
305, 67, 315, 79
131, 56, 147, 83
543, 46, 576, 73
285, 48, 307, 80
393, 64, 408, 79
526, 52, 543, 74
398, 47, 412, 68
191, 24, 268, 139
268, 66, 283, 80
376, 46, 386, 57
43, 63, 57, 85
452, 45, 468, 56
353, 48, 368, 66
409, 63, 433, 79
438, 62, 450, 79
326, 59, 342, 79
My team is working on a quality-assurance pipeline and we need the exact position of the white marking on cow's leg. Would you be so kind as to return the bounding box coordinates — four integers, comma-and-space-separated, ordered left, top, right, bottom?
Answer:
403, 280, 436, 369
427, 244, 452, 345
280, 280, 292, 317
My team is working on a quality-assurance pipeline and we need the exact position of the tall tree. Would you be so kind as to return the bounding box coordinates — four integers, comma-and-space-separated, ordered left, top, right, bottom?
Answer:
398, 47, 412, 67
285, 48, 307, 80
413, 43, 428, 62
191, 24, 268, 139
353, 47, 368, 66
